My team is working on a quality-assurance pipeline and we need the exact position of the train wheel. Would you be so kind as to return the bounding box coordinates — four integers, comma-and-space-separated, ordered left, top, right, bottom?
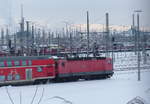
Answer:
107, 74, 113, 78
42, 79, 48, 84
69, 77, 79, 81
33, 80, 40, 85
84, 75, 91, 80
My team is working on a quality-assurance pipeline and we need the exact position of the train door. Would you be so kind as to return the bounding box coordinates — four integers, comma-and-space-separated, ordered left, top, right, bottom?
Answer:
26, 69, 32, 80
55, 61, 59, 77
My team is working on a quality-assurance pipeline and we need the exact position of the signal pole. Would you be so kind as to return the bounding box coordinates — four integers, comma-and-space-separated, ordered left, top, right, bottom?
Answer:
0, 29, 4, 51
70, 32, 73, 56
143, 30, 147, 64
57, 32, 60, 57
137, 13, 140, 81
37, 29, 41, 56
106, 13, 110, 57
20, 4, 25, 55
132, 14, 137, 55
26, 21, 30, 56
87, 11, 90, 57
31, 24, 34, 55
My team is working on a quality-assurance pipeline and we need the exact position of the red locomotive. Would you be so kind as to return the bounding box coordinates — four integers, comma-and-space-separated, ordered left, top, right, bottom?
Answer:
0, 56, 113, 86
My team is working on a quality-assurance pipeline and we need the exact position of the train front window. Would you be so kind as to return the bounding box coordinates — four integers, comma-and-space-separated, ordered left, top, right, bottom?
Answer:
0, 62, 5, 67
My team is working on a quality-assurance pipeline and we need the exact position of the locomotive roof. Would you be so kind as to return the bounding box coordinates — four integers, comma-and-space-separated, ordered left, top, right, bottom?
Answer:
66, 56, 106, 60
0, 56, 51, 62
0, 55, 107, 62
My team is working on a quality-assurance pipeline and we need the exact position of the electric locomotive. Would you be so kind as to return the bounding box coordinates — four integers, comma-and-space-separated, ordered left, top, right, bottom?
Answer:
0, 55, 113, 86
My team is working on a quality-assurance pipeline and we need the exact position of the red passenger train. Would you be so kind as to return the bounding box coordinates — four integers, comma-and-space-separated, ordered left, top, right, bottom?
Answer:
0, 56, 113, 86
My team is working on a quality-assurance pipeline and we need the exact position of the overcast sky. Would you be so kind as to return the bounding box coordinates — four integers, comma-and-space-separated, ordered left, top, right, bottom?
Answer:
0, 0, 149, 29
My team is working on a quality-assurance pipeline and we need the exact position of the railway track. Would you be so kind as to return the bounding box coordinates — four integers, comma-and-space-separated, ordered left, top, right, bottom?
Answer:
114, 66, 150, 71
114, 66, 150, 75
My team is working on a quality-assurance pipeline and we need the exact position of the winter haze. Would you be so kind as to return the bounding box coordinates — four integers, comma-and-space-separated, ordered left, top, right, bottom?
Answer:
0, 0, 149, 29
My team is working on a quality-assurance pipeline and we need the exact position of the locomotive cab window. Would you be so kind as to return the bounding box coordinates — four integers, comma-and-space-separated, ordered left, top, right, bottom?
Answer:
37, 67, 43, 72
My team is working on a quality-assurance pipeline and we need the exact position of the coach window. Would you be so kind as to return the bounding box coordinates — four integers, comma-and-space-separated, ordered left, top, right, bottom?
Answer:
7, 74, 12, 80
15, 74, 20, 80
14, 61, 20, 66
37, 67, 42, 72
0, 75, 5, 81
0, 62, 5, 67
7, 61, 12, 67
22, 61, 27, 66
28, 60, 32, 66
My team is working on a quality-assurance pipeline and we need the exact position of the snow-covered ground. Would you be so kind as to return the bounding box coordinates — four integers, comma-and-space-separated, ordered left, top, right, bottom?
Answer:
0, 71, 149, 104
0, 51, 150, 104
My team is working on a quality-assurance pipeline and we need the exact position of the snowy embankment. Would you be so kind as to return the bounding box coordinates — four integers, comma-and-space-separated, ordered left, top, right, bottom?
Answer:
0, 71, 149, 104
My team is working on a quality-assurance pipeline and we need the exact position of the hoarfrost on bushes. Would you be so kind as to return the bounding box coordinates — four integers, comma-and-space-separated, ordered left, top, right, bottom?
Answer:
127, 96, 147, 104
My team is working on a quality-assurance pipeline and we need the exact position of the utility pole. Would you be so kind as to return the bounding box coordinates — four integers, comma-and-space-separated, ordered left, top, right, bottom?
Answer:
48, 31, 51, 46
57, 32, 60, 57
37, 29, 41, 56
26, 21, 30, 56
6, 27, 11, 54
51, 32, 54, 46
6, 27, 10, 45
143, 30, 147, 64
111, 31, 115, 70
132, 14, 135, 28
70, 32, 73, 56
134, 10, 142, 81
1, 29, 4, 49
42, 29, 45, 55
87, 11, 90, 57
20, 4, 24, 55
31, 25, 34, 55
132, 14, 137, 55
48, 31, 51, 54
106, 13, 110, 57
8, 0, 12, 29
137, 13, 140, 81
14, 33, 16, 55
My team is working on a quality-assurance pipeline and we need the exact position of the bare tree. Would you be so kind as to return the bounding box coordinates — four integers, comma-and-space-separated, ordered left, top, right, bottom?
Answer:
5, 87, 15, 104
37, 87, 45, 104
47, 96, 73, 104
30, 85, 38, 104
